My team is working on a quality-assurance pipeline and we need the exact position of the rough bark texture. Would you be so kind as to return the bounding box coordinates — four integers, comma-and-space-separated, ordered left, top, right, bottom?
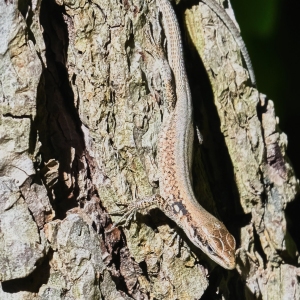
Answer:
0, 0, 299, 299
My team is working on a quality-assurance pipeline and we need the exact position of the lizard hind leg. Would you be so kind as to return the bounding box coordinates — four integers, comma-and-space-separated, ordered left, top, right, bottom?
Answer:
143, 23, 177, 114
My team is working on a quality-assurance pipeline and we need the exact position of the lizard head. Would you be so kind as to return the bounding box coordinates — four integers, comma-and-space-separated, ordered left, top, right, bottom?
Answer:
184, 211, 236, 270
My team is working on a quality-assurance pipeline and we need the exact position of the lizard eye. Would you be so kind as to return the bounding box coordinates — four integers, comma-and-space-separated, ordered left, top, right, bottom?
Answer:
207, 245, 215, 255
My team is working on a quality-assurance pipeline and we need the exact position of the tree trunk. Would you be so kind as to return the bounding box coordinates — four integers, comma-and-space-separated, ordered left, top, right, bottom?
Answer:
0, 0, 299, 299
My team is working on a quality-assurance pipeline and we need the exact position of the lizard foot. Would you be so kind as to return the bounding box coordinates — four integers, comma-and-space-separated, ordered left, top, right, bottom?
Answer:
107, 194, 163, 233
167, 226, 184, 256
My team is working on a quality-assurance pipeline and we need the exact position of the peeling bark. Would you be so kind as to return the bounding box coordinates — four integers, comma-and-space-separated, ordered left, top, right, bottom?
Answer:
0, 0, 299, 299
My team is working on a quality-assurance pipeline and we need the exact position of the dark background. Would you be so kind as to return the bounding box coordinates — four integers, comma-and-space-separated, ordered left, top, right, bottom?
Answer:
231, 0, 300, 176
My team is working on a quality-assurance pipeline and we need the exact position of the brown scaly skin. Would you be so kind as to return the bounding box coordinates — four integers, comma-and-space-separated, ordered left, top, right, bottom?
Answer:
156, 0, 236, 269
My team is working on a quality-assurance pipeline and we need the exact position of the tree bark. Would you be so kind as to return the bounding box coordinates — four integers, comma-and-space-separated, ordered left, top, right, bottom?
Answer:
0, 0, 299, 299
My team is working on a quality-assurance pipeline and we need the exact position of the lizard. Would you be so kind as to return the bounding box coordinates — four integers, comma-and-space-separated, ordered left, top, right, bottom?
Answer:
109, 0, 256, 270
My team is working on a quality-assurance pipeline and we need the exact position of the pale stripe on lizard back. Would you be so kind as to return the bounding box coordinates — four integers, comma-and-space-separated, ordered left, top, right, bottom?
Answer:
157, 0, 195, 205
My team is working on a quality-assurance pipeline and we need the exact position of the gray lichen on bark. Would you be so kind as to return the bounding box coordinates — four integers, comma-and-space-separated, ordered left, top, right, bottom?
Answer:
0, 0, 299, 299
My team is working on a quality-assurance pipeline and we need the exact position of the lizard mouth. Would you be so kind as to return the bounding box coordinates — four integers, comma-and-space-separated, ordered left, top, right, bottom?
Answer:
193, 237, 236, 270
212, 253, 236, 270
